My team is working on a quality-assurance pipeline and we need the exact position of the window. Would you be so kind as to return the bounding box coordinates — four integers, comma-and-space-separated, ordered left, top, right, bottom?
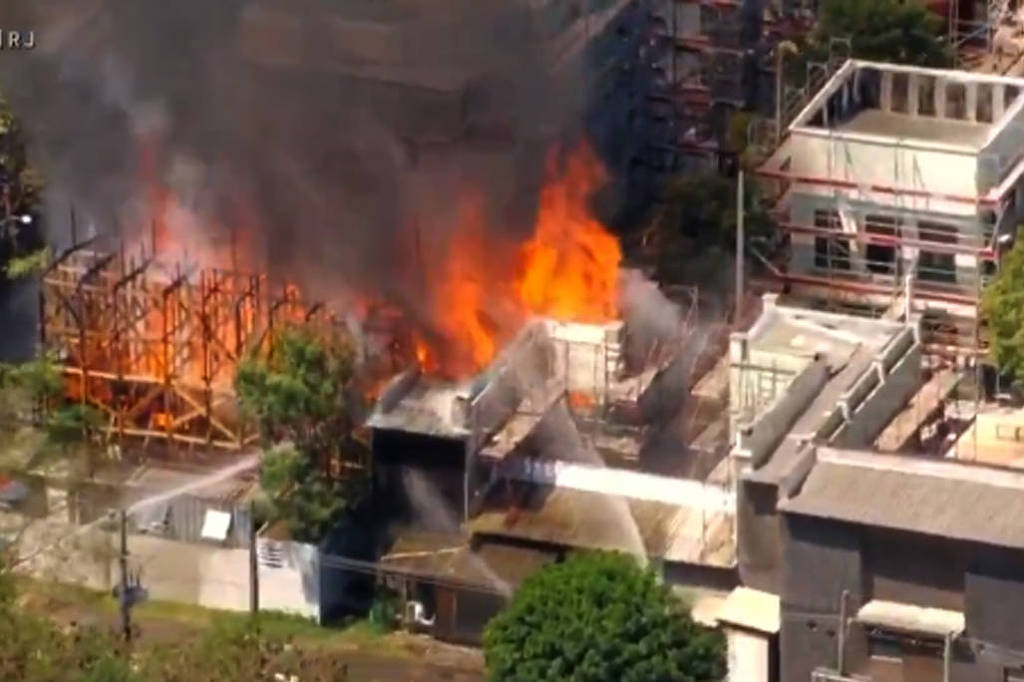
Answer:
978, 83, 994, 123
919, 76, 937, 117
815, 237, 852, 270
1006, 85, 1020, 114
864, 214, 899, 275
813, 210, 851, 270
917, 220, 958, 284
868, 636, 944, 682
946, 82, 967, 119
814, 209, 839, 229
995, 424, 1024, 442
891, 72, 909, 114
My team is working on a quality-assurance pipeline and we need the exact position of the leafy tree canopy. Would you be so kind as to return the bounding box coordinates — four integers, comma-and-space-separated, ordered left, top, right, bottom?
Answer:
0, 353, 105, 474
983, 238, 1024, 384
483, 551, 726, 682
0, 88, 44, 257
236, 327, 367, 543
653, 171, 774, 249
809, 0, 952, 68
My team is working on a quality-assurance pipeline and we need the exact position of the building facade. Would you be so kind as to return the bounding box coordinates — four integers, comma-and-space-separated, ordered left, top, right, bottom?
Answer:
779, 448, 1024, 682
756, 60, 1024, 352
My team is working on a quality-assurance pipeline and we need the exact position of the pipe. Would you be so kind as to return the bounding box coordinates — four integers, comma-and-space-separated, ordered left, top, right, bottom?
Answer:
943, 631, 954, 682
775, 220, 995, 258
837, 589, 849, 675
754, 167, 1001, 206
736, 170, 745, 323
778, 271, 979, 306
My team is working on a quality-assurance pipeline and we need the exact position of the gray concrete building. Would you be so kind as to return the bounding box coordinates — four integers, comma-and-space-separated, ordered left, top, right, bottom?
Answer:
778, 447, 1024, 682
722, 293, 925, 681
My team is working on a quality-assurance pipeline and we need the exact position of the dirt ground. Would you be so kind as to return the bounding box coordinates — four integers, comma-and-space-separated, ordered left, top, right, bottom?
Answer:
16, 578, 486, 682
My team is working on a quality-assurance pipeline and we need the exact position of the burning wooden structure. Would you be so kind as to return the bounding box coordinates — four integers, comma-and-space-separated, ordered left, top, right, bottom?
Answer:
39, 239, 354, 451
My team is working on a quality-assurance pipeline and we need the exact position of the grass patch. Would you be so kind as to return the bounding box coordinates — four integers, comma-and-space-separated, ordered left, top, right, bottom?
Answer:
13, 574, 411, 656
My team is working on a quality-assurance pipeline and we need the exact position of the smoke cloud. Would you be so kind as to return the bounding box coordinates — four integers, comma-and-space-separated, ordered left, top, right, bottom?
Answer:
0, 0, 587, 315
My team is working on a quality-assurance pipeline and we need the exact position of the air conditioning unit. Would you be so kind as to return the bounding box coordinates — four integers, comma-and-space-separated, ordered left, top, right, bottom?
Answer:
404, 600, 436, 628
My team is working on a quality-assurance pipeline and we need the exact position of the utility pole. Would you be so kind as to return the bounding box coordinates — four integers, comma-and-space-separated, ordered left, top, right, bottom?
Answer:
249, 501, 259, 615
735, 169, 745, 324
118, 509, 131, 643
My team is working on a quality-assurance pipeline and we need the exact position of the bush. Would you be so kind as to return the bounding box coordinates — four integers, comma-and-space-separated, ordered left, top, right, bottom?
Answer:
983, 237, 1024, 385
483, 551, 726, 682
236, 327, 368, 543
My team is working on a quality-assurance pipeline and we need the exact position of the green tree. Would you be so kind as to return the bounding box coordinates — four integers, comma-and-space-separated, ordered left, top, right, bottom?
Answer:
0, 353, 105, 475
483, 551, 726, 682
983, 238, 1024, 384
236, 326, 367, 543
807, 0, 952, 68
648, 171, 775, 279
0, 88, 44, 260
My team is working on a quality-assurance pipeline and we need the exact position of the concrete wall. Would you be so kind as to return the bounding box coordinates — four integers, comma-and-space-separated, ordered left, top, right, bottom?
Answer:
783, 516, 864, 614
830, 333, 922, 449
864, 527, 965, 612
257, 537, 320, 621
966, 546, 1024, 656
786, 129, 979, 197
726, 628, 772, 682
779, 515, 866, 682
735, 358, 829, 468
737, 481, 782, 593
979, 102, 1024, 193
778, 513, 1024, 681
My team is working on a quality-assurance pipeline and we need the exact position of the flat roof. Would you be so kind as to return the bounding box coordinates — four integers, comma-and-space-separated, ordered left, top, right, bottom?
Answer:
836, 109, 991, 150
791, 59, 1024, 141
744, 296, 906, 365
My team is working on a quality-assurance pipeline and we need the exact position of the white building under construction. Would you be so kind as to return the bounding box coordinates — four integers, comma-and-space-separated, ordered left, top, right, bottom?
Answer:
755, 59, 1024, 354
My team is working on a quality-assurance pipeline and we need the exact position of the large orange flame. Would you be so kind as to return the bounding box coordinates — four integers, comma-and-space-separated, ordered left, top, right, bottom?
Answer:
133, 134, 620, 384
418, 140, 622, 377
517, 142, 620, 322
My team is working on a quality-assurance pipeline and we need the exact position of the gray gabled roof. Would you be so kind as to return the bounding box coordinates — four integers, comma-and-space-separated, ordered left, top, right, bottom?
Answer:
779, 448, 1024, 550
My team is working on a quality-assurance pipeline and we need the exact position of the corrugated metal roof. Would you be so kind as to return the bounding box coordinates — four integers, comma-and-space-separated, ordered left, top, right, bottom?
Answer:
468, 486, 735, 567
780, 448, 1024, 549
379, 529, 554, 589
367, 380, 472, 439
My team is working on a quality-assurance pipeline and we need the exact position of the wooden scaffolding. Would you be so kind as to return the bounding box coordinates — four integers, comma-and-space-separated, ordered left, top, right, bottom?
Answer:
40, 239, 341, 452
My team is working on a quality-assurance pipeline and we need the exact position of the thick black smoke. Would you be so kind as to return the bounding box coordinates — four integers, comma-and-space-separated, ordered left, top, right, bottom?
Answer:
0, 0, 587, 313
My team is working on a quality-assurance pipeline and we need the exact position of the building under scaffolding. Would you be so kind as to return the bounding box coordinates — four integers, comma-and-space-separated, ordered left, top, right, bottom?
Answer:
39, 237, 352, 452
753, 59, 1024, 356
